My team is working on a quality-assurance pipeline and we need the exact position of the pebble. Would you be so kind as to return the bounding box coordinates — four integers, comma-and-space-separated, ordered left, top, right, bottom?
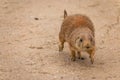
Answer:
34, 17, 39, 20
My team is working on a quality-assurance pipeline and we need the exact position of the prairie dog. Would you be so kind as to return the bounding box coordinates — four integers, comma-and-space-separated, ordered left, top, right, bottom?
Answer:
59, 10, 95, 64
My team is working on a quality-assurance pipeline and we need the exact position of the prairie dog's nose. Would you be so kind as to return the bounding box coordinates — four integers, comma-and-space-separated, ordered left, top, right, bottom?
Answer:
85, 44, 90, 49
86, 46, 90, 49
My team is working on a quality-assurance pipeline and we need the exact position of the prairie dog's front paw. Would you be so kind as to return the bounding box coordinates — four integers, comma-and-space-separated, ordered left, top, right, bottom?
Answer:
71, 57, 76, 61
59, 45, 63, 52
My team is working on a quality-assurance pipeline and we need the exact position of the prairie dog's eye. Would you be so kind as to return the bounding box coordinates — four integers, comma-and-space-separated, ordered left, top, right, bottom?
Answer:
80, 38, 83, 42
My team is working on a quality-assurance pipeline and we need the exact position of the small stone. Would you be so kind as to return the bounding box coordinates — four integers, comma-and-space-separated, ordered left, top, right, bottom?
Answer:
7, 42, 12, 44
60, 76, 63, 79
29, 46, 35, 49
34, 17, 39, 20
36, 47, 43, 49
101, 40, 104, 44
92, 77, 96, 79
29, 46, 43, 49
100, 62, 105, 65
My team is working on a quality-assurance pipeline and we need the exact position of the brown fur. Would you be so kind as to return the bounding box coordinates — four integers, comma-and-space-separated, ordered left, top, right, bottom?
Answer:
59, 10, 95, 64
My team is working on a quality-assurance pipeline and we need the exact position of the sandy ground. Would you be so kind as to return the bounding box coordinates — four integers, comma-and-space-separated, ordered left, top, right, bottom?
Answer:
0, 0, 120, 80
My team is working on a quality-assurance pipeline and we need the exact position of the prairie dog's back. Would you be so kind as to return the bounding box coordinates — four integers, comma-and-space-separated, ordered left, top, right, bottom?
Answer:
60, 14, 95, 40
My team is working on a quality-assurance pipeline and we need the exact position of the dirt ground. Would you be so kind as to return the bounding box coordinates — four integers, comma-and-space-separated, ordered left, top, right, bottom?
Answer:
0, 0, 120, 80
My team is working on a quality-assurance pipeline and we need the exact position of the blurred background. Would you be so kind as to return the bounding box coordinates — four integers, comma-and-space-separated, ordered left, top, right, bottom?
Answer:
0, 0, 120, 80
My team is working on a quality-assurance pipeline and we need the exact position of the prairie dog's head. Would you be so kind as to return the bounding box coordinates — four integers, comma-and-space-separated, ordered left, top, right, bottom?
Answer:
75, 33, 95, 51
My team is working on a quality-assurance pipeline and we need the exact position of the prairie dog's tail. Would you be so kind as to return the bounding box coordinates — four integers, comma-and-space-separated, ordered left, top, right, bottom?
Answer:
64, 10, 67, 19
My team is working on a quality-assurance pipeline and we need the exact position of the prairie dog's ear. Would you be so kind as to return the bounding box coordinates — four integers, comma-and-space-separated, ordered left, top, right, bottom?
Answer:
64, 10, 68, 19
